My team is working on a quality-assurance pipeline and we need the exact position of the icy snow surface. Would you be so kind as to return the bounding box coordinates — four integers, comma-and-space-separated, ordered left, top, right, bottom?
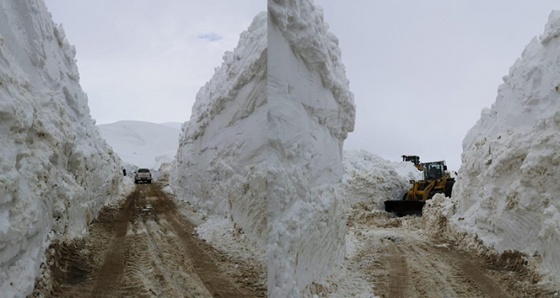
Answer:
0, 1, 124, 297
268, 0, 355, 296
98, 120, 181, 170
451, 10, 560, 286
170, 11, 267, 252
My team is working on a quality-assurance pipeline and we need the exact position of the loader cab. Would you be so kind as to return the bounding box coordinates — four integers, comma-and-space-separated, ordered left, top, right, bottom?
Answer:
422, 161, 447, 181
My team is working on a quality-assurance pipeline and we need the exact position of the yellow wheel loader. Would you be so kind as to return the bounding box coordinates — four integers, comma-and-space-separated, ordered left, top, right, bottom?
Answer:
384, 160, 454, 216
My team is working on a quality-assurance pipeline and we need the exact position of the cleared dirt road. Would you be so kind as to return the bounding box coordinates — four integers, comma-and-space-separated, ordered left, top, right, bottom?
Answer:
347, 205, 556, 298
32, 184, 265, 297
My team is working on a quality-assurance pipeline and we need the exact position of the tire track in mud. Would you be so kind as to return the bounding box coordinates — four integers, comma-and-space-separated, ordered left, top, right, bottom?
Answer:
349, 210, 554, 298
148, 185, 249, 298
118, 194, 211, 297
388, 247, 407, 298
408, 243, 486, 297
91, 188, 137, 297
379, 236, 510, 297
348, 210, 532, 298
33, 184, 264, 297
435, 246, 510, 298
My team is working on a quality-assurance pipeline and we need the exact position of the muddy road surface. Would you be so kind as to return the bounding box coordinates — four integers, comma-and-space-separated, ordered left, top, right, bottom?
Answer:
346, 205, 557, 298
32, 184, 265, 297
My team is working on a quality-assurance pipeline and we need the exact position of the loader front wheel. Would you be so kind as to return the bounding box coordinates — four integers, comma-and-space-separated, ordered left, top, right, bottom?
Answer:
445, 181, 455, 197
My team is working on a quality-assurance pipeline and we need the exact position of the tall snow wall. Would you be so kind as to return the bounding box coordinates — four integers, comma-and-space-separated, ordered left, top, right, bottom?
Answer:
0, 1, 123, 297
170, 13, 267, 248
268, 0, 355, 296
451, 10, 560, 285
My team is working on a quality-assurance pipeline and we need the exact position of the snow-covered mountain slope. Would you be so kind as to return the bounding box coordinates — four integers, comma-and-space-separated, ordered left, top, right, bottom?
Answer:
159, 122, 183, 130
98, 120, 180, 170
267, 0, 355, 295
0, 1, 124, 297
343, 150, 422, 208
170, 11, 267, 252
451, 10, 560, 286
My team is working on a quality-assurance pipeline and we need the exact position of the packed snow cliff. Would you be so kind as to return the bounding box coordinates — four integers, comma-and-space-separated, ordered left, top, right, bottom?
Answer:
451, 10, 560, 286
268, 0, 355, 296
170, 12, 267, 251
0, 1, 123, 297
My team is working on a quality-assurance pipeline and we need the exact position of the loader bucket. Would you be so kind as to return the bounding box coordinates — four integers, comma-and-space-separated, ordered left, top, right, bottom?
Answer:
384, 200, 425, 216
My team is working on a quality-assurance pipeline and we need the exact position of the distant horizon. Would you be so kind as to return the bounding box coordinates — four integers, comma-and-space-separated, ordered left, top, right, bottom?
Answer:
96, 120, 448, 170
96, 119, 185, 126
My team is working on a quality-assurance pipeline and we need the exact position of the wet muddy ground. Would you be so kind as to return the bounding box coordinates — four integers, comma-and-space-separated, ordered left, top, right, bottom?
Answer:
345, 204, 557, 298
31, 184, 265, 298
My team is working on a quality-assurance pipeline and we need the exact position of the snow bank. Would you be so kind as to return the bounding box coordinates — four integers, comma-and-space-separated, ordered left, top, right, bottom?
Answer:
0, 1, 123, 296
451, 10, 560, 285
268, 0, 355, 296
343, 150, 422, 208
170, 12, 267, 250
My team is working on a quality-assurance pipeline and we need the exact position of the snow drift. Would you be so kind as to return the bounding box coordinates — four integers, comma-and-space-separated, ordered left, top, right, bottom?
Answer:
98, 120, 180, 170
170, 12, 267, 250
451, 10, 560, 285
343, 150, 422, 209
267, 0, 355, 296
0, 1, 123, 296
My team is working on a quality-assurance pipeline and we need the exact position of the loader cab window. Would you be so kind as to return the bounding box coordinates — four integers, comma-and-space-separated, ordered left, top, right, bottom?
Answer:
424, 163, 444, 180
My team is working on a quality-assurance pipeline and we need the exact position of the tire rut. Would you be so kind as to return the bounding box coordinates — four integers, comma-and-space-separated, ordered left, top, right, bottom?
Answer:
91, 189, 137, 297
148, 186, 249, 298
434, 246, 511, 298
388, 246, 407, 298
363, 231, 511, 298
33, 183, 264, 297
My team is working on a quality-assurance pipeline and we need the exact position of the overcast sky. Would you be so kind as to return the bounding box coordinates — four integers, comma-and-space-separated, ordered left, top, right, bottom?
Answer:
44, 0, 264, 125
44, 1, 558, 170
315, 0, 558, 170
